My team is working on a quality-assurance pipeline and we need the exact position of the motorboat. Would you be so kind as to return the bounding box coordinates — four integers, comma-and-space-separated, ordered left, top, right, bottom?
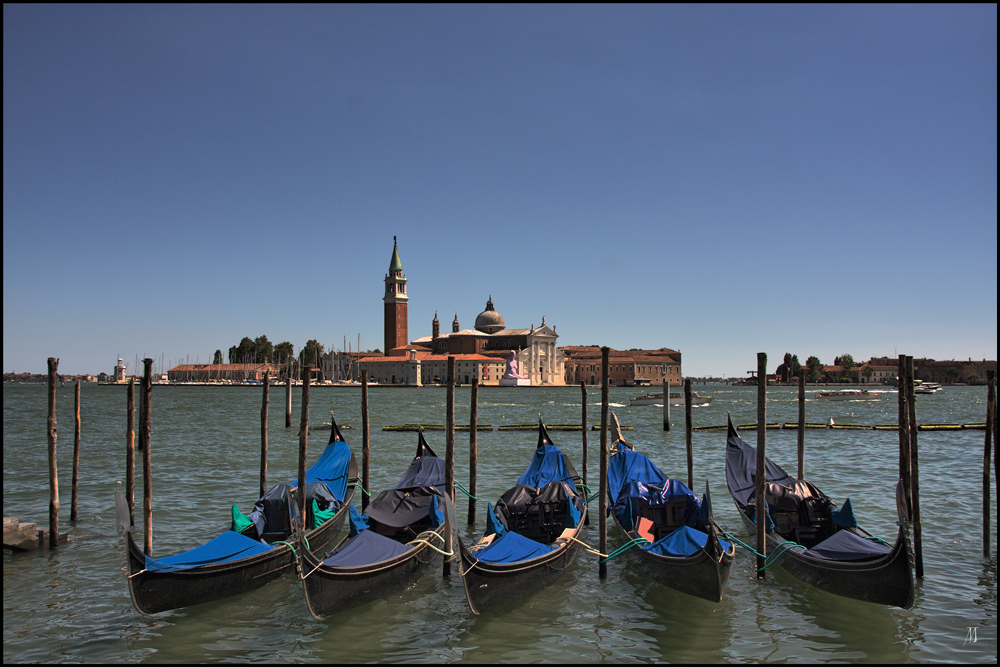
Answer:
629, 392, 714, 407
815, 389, 883, 401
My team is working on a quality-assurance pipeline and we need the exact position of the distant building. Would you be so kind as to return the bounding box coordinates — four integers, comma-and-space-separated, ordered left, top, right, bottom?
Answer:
561, 346, 682, 387
356, 348, 505, 386
361, 239, 566, 386
168, 363, 279, 383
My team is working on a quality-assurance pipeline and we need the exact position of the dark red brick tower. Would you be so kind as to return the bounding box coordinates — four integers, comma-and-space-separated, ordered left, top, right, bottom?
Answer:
383, 236, 408, 354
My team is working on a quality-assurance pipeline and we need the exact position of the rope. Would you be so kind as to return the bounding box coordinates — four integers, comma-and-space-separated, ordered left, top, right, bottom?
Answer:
565, 535, 606, 558
454, 482, 478, 501
598, 536, 651, 564
719, 531, 806, 571
358, 484, 371, 497
273, 540, 299, 559
865, 535, 891, 546
406, 530, 453, 557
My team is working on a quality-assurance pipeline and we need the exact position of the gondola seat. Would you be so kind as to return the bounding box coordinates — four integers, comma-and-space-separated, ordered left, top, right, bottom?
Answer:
496, 481, 583, 545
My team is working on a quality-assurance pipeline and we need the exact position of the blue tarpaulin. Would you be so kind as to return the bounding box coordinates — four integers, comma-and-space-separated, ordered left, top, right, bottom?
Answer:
643, 525, 732, 558
145, 531, 275, 572
607, 447, 667, 503
517, 444, 577, 490
803, 529, 892, 561
321, 528, 412, 567
474, 530, 556, 564
291, 438, 353, 502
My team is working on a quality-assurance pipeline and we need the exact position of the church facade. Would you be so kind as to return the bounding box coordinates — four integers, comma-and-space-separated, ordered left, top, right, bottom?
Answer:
358, 239, 566, 386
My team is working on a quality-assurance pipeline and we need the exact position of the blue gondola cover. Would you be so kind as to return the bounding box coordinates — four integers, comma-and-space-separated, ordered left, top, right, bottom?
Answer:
831, 497, 858, 528
291, 438, 353, 502
517, 444, 577, 490
145, 530, 275, 572
321, 528, 412, 567
485, 502, 507, 537
348, 504, 370, 537
643, 525, 732, 558
802, 529, 892, 561
474, 530, 556, 564
607, 447, 667, 503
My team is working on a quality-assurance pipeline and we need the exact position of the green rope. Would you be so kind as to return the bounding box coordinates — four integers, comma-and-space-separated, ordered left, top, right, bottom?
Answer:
598, 536, 651, 564
865, 535, 891, 546
455, 482, 478, 501
587, 491, 601, 504
719, 531, 806, 569
358, 483, 371, 497
273, 540, 299, 559
756, 541, 806, 571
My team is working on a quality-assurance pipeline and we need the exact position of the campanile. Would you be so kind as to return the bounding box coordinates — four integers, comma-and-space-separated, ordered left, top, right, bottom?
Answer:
383, 236, 408, 354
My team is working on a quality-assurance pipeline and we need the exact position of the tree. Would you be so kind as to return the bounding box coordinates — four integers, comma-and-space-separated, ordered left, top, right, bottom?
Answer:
862, 364, 874, 383
805, 356, 822, 383
299, 340, 325, 370
273, 341, 294, 367
838, 354, 855, 381
777, 352, 793, 383
213, 350, 223, 365
253, 335, 273, 364
229, 337, 254, 364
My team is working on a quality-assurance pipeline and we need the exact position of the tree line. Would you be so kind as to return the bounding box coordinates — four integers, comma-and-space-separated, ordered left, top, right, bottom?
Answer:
213, 336, 328, 372
775, 352, 874, 383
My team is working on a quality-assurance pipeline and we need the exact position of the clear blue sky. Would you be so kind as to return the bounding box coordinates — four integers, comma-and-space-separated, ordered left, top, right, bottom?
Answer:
4, 5, 996, 378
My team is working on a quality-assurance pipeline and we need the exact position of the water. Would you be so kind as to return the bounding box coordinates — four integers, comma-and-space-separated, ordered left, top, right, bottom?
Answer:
3, 383, 996, 662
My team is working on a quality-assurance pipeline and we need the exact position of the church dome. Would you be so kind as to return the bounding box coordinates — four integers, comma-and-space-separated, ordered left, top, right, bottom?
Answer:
474, 296, 505, 334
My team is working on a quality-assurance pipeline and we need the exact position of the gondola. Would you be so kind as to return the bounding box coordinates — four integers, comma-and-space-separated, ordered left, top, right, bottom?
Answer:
114, 416, 358, 615
724, 417, 914, 608
297, 430, 456, 619
606, 436, 735, 603
459, 421, 587, 615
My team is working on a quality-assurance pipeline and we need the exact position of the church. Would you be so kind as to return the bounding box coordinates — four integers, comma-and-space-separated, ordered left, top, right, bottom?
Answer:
357, 238, 566, 386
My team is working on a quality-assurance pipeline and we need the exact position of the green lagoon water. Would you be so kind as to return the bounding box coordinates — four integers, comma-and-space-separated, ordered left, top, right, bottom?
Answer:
3, 383, 996, 662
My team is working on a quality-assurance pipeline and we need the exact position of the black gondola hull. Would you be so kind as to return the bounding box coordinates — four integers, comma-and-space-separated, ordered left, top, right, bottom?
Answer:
734, 504, 914, 608
299, 526, 445, 619
460, 509, 587, 615
610, 515, 735, 603
121, 486, 354, 615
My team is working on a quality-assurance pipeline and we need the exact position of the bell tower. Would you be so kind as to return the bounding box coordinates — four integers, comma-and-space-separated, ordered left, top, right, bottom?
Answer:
383, 237, 408, 354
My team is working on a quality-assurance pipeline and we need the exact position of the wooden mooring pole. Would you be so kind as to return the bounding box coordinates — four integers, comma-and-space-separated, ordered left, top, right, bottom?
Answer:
663, 379, 670, 431
468, 379, 478, 525
260, 371, 269, 499
444, 356, 455, 577
985, 370, 995, 557
905, 356, 923, 578
581, 381, 589, 525
126, 377, 135, 526
685, 378, 693, 489
297, 366, 310, 526
898, 356, 911, 515
141, 358, 153, 556
285, 367, 292, 428
71, 379, 81, 522
47, 358, 60, 549
599, 347, 610, 579
361, 370, 370, 511
756, 352, 767, 579
797, 370, 805, 480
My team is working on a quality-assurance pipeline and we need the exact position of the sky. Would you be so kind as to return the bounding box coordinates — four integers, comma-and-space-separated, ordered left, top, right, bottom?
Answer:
3, 5, 997, 378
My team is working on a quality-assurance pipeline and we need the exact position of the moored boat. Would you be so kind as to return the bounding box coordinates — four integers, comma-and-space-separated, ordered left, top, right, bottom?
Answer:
606, 433, 734, 602
724, 417, 914, 608
297, 430, 455, 619
815, 389, 883, 401
459, 421, 587, 615
115, 417, 357, 615
629, 392, 714, 407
